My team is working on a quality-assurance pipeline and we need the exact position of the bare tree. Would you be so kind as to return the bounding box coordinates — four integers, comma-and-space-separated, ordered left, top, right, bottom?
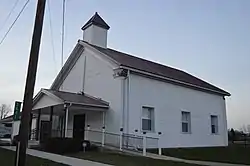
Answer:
247, 125, 250, 134
241, 125, 248, 134
0, 104, 11, 120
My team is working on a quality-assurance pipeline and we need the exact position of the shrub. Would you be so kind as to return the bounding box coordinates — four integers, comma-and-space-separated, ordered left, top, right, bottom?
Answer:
3, 134, 11, 138
11, 135, 20, 146
41, 137, 90, 154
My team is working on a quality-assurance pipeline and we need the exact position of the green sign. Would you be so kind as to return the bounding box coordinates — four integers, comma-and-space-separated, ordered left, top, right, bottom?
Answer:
13, 101, 22, 121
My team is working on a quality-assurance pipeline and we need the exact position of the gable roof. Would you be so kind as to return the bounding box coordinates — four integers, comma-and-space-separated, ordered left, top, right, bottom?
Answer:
0, 115, 15, 122
33, 89, 109, 109
50, 40, 230, 96
82, 12, 110, 30
86, 42, 230, 96
45, 89, 109, 107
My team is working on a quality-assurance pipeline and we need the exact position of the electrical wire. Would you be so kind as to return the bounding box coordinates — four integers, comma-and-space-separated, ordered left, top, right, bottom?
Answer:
0, 0, 30, 46
61, 0, 66, 68
60, 0, 66, 90
0, 0, 20, 32
47, 0, 57, 73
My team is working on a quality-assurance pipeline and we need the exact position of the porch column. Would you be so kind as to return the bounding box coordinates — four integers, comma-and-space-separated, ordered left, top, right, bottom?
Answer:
102, 112, 106, 147
102, 111, 105, 127
28, 113, 33, 140
36, 109, 41, 140
49, 106, 54, 137
60, 116, 64, 137
64, 104, 69, 137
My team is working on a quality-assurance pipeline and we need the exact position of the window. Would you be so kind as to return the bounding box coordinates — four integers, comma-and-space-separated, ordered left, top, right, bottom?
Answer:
141, 107, 154, 131
4, 123, 12, 128
181, 111, 191, 133
211, 115, 218, 134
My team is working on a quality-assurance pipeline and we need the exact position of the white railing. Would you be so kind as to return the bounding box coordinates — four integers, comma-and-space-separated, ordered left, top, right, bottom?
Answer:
85, 126, 162, 156
31, 126, 162, 156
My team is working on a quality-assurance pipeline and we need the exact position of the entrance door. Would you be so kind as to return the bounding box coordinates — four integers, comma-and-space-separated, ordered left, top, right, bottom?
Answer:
40, 121, 50, 143
73, 114, 85, 140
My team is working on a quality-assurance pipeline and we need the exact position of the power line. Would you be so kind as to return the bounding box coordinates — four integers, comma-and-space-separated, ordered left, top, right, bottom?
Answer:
61, 0, 66, 68
60, 0, 66, 90
0, 0, 30, 46
0, 0, 20, 32
47, 0, 57, 73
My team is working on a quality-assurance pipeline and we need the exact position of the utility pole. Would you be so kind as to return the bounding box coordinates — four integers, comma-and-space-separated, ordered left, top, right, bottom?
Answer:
15, 0, 46, 166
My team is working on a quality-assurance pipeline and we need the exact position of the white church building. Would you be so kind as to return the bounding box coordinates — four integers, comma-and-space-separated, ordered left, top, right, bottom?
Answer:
15, 12, 231, 148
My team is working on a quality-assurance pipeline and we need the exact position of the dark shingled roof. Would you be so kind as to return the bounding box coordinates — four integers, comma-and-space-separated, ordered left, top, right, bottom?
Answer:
0, 115, 15, 122
81, 12, 110, 30
45, 89, 109, 107
87, 43, 230, 96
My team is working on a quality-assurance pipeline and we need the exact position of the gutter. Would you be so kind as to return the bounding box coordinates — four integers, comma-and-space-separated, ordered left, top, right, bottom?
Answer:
64, 101, 109, 109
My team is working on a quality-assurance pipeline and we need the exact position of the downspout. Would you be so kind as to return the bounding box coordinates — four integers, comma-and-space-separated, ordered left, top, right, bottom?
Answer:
115, 68, 129, 133
126, 70, 130, 134
222, 97, 228, 145
121, 78, 125, 130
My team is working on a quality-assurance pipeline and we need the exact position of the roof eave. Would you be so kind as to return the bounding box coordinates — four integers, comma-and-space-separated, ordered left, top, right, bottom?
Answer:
50, 42, 84, 90
81, 22, 110, 31
64, 101, 109, 109
81, 12, 110, 30
120, 65, 230, 97
79, 40, 121, 66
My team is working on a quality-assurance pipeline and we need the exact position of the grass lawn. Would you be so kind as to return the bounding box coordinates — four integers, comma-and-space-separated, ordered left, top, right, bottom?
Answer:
153, 144, 250, 165
0, 147, 68, 166
68, 149, 200, 166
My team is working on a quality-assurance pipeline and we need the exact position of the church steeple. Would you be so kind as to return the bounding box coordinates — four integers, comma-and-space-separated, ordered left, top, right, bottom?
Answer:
81, 12, 110, 48
82, 12, 110, 30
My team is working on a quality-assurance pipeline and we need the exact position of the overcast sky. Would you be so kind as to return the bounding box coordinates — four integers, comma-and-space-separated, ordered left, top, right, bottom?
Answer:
0, 0, 249, 129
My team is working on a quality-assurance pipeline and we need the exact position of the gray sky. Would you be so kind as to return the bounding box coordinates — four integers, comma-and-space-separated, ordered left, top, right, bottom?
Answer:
0, 0, 249, 129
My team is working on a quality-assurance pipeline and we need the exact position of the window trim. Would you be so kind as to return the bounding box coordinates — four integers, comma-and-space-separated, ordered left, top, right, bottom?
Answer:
210, 115, 219, 135
181, 110, 191, 134
141, 106, 155, 133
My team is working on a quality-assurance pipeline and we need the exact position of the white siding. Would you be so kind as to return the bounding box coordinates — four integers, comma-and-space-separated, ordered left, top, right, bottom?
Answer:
12, 121, 20, 139
128, 74, 228, 148
84, 48, 122, 133
66, 109, 103, 141
11, 119, 37, 139
83, 25, 108, 48
60, 53, 86, 93
32, 94, 62, 110
59, 47, 122, 134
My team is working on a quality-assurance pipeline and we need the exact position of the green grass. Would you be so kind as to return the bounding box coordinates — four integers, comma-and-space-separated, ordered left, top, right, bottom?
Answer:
0, 147, 68, 166
153, 144, 250, 165
68, 149, 200, 166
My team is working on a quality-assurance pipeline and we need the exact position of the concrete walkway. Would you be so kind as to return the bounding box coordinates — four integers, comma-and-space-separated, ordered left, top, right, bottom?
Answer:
2, 145, 249, 166
147, 152, 250, 166
1, 146, 111, 166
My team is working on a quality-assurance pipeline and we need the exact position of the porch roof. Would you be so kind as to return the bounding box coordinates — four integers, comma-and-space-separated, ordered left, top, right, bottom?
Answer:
32, 89, 109, 110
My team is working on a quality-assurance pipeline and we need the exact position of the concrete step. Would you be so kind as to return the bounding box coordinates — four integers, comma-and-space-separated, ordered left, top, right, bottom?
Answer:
28, 140, 40, 148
